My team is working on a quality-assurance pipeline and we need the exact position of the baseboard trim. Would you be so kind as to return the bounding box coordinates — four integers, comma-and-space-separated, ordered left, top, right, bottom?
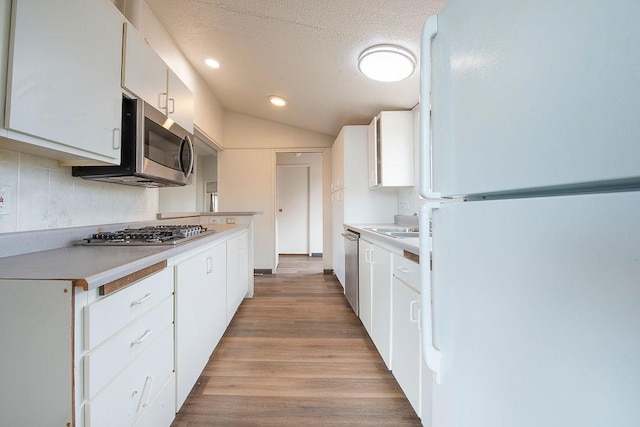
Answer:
254, 269, 273, 275
311, 253, 323, 258
323, 269, 334, 275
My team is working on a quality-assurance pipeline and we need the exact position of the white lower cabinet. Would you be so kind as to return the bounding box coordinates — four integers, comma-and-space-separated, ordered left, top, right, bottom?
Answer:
0, 226, 253, 426
85, 325, 174, 427
175, 241, 226, 409
226, 231, 249, 324
358, 239, 373, 334
175, 228, 249, 409
82, 268, 176, 427
359, 238, 393, 368
85, 296, 174, 399
392, 254, 422, 417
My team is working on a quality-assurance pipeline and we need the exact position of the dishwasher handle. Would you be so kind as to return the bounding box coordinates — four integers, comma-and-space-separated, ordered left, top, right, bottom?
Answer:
341, 232, 359, 242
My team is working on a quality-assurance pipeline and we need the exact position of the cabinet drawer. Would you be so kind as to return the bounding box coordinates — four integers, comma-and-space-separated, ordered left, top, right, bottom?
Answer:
392, 254, 420, 292
85, 296, 173, 399
85, 324, 174, 427
84, 268, 173, 350
133, 373, 176, 427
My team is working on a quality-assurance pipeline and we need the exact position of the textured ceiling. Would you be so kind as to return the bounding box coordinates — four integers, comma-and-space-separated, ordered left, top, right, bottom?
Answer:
145, 0, 447, 137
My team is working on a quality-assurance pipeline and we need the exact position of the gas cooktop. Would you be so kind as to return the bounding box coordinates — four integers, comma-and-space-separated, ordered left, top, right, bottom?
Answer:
81, 225, 214, 246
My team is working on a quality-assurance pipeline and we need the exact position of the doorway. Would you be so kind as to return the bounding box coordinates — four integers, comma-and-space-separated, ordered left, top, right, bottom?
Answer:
274, 151, 324, 271
276, 165, 310, 254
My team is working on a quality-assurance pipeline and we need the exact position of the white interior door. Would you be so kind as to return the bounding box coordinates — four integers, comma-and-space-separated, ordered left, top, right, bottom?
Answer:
277, 165, 309, 254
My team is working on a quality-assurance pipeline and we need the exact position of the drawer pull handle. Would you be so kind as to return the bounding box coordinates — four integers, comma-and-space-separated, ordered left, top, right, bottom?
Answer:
131, 329, 153, 346
139, 375, 155, 411
131, 293, 152, 306
398, 267, 411, 273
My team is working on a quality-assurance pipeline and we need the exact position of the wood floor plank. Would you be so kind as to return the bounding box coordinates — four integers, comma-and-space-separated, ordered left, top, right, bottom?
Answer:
175, 396, 421, 426
172, 255, 421, 426
203, 360, 389, 379
203, 377, 406, 398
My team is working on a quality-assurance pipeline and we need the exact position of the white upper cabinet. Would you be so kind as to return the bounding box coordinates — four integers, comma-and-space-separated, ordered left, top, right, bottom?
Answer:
368, 111, 414, 188
122, 22, 168, 113
167, 68, 194, 133
122, 23, 194, 133
5, 0, 124, 165
330, 129, 345, 191
0, 0, 10, 130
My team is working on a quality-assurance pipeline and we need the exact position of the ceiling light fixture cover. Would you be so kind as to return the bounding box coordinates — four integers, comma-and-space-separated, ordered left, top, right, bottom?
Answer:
358, 44, 416, 82
269, 95, 288, 107
205, 58, 220, 69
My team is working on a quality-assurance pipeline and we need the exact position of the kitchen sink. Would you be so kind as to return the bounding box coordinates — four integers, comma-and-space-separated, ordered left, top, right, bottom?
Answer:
366, 227, 419, 233
364, 227, 419, 239
388, 231, 419, 238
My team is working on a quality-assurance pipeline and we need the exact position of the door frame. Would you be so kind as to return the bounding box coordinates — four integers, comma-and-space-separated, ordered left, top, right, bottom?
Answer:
273, 149, 324, 272
276, 164, 311, 256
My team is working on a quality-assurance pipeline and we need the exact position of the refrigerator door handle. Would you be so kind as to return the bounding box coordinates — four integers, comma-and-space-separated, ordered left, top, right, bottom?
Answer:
419, 15, 441, 199
419, 202, 442, 383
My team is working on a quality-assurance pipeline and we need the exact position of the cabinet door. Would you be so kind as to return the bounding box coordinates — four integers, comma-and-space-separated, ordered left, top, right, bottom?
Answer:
122, 22, 168, 114
367, 116, 379, 188
206, 243, 227, 350
331, 129, 345, 191
226, 232, 249, 324
358, 239, 372, 334
370, 244, 392, 368
0, 0, 10, 129
331, 190, 345, 287
175, 249, 210, 409
392, 276, 421, 415
167, 68, 194, 132
175, 242, 228, 410
6, 0, 123, 164
376, 111, 414, 187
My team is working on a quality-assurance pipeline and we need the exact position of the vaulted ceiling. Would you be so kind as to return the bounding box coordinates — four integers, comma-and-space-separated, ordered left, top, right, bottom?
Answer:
145, 0, 447, 137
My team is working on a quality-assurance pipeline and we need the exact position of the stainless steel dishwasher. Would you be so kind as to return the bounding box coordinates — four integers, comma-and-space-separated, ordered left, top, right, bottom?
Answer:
343, 228, 360, 315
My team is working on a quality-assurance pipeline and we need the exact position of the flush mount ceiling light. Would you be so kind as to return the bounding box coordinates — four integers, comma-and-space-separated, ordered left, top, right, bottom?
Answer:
269, 95, 288, 107
358, 44, 416, 82
205, 58, 220, 69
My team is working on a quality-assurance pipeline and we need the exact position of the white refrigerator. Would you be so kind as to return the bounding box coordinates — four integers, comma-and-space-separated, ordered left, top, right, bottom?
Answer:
418, 1, 640, 426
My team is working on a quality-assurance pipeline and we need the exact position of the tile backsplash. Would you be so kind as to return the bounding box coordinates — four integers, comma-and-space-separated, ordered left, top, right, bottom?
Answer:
0, 149, 158, 233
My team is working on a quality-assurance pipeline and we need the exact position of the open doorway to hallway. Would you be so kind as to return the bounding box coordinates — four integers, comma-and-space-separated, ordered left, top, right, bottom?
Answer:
275, 152, 324, 270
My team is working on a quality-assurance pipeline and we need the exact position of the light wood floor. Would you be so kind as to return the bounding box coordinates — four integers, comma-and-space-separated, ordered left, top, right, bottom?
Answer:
172, 255, 421, 426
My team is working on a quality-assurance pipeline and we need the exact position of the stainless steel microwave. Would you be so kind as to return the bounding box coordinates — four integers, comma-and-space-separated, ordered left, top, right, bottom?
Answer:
73, 96, 194, 187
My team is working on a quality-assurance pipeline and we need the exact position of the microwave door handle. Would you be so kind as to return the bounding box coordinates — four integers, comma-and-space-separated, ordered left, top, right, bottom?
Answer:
179, 135, 195, 178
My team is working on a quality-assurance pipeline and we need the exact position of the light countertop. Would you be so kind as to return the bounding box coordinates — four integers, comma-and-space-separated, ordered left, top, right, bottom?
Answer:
344, 223, 420, 257
0, 224, 248, 290
157, 211, 263, 219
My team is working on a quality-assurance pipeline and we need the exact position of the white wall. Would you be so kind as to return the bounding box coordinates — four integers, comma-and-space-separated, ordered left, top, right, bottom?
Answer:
220, 112, 334, 271
276, 152, 323, 255
196, 154, 217, 212
224, 112, 334, 149
0, 149, 158, 233
218, 149, 275, 270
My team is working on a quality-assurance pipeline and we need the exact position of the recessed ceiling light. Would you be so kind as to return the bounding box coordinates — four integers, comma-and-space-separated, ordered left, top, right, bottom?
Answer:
205, 58, 220, 69
358, 44, 416, 82
269, 95, 288, 107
